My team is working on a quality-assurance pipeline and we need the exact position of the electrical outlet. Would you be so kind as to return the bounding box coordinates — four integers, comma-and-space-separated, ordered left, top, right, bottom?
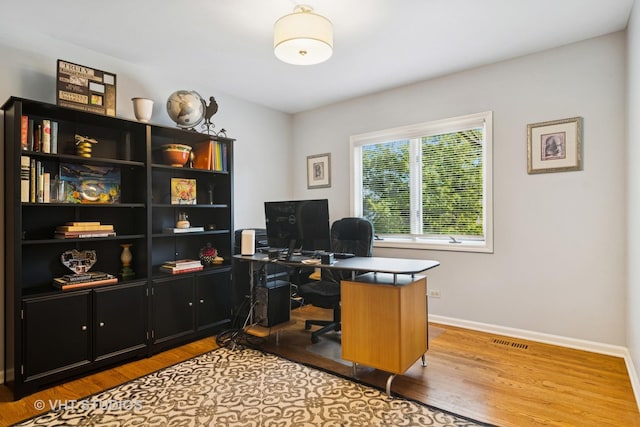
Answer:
428, 289, 441, 298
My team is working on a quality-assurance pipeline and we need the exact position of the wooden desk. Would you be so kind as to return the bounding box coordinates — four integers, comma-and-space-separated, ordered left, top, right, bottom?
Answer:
341, 272, 427, 394
233, 253, 440, 394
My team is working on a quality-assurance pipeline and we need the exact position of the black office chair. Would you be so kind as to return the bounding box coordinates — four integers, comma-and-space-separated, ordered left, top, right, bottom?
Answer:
298, 217, 374, 343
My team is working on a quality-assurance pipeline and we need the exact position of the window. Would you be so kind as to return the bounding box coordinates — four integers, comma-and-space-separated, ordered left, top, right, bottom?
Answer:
350, 111, 493, 252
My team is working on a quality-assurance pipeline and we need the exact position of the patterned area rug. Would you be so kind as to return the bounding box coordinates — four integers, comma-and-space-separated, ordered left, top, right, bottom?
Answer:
14, 347, 489, 426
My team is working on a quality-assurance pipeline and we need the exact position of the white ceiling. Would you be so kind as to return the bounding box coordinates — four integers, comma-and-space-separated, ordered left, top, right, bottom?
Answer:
0, 0, 635, 113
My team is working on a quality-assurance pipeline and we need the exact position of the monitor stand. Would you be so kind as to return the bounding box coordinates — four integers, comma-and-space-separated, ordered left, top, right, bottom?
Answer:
284, 239, 297, 261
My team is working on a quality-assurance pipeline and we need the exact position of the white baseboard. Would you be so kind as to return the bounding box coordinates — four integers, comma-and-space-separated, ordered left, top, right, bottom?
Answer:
430, 314, 640, 410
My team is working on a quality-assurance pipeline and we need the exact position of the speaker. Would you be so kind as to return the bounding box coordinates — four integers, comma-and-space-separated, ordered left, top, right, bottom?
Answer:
254, 280, 290, 327
241, 229, 255, 255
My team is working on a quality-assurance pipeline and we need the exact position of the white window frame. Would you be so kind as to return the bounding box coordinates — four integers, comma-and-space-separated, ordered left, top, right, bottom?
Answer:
349, 111, 493, 253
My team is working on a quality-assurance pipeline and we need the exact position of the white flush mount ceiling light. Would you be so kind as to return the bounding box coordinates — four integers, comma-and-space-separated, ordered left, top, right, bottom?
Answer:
274, 4, 333, 65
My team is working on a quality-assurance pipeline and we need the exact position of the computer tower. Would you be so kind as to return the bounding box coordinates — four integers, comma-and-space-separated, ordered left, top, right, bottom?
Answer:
232, 228, 270, 321
254, 280, 290, 327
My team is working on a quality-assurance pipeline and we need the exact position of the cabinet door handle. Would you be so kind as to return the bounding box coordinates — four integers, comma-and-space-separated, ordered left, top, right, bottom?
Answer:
99, 322, 105, 327
199, 299, 204, 304
188, 302, 193, 307
81, 325, 87, 331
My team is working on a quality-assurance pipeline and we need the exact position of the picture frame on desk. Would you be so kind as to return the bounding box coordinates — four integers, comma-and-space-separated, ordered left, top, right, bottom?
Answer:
307, 153, 331, 189
527, 117, 583, 174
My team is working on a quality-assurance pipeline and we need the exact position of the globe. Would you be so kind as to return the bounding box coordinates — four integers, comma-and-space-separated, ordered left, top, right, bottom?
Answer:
166, 90, 206, 129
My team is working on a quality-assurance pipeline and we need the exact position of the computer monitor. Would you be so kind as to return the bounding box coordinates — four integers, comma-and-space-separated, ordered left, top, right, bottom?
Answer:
264, 199, 331, 253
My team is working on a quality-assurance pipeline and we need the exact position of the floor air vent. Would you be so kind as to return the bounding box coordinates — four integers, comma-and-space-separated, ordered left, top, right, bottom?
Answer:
492, 338, 529, 350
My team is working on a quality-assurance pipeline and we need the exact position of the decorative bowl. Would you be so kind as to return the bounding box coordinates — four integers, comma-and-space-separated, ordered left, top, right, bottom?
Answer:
161, 144, 192, 167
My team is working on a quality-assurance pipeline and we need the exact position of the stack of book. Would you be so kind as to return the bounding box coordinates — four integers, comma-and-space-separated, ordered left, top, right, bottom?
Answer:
53, 271, 117, 291
21, 115, 58, 153
54, 221, 116, 239
159, 259, 204, 274
192, 140, 228, 172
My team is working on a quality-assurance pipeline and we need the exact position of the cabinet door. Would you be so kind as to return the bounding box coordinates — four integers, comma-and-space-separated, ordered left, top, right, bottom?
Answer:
196, 268, 232, 330
94, 282, 148, 360
152, 276, 195, 343
23, 292, 91, 381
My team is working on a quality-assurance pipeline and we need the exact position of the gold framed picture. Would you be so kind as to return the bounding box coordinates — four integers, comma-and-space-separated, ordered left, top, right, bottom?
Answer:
527, 117, 583, 174
171, 178, 196, 204
307, 153, 331, 189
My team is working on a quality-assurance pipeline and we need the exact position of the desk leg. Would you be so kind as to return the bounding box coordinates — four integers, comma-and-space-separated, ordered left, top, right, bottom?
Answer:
249, 261, 255, 325
385, 374, 396, 396
421, 354, 427, 367
351, 362, 357, 377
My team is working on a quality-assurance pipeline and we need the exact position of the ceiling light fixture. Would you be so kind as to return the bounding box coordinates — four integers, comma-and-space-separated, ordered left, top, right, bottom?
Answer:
273, 4, 333, 66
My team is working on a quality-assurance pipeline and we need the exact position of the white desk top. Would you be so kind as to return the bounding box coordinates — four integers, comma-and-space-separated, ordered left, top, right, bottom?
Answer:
234, 254, 440, 275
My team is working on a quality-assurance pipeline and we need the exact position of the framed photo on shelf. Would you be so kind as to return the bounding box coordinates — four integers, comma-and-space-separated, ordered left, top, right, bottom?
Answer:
527, 117, 583, 174
307, 153, 331, 189
59, 163, 121, 204
171, 178, 197, 204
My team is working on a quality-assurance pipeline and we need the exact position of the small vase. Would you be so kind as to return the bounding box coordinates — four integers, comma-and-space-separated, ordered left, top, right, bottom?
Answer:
120, 244, 135, 279
176, 211, 190, 229
132, 97, 154, 123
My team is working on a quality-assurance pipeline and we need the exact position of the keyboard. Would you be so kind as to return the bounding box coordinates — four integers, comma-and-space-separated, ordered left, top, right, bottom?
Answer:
334, 252, 355, 259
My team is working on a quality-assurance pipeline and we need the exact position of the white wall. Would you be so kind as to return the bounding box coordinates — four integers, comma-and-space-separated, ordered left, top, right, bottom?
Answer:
627, 0, 640, 397
292, 33, 627, 345
0, 30, 291, 383
0, 13, 633, 387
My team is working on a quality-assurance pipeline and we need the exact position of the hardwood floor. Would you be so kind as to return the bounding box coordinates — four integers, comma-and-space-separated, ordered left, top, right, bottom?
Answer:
1, 305, 639, 426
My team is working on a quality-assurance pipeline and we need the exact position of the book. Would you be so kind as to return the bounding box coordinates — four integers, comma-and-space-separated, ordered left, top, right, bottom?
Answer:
41, 119, 51, 153
215, 141, 222, 171
66, 221, 102, 227
159, 265, 203, 274
33, 124, 41, 152
27, 119, 34, 151
29, 158, 36, 202
54, 231, 116, 239
53, 275, 118, 290
221, 143, 228, 172
50, 121, 58, 154
192, 141, 212, 170
20, 155, 30, 203
43, 172, 50, 203
163, 259, 203, 268
56, 224, 114, 232
36, 160, 43, 203
163, 226, 204, 234
171, 178, 196, 204
21, 115, 28, 150
61, 271, 110, 282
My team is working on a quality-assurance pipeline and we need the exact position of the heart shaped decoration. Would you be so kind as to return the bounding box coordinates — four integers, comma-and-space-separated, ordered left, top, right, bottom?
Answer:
61, 249, 97, 274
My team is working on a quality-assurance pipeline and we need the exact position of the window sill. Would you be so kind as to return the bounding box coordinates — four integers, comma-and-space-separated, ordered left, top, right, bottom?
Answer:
373, 237, 493, 253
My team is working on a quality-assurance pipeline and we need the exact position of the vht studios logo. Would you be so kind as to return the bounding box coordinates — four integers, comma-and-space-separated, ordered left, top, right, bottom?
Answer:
34, 399, 143, 412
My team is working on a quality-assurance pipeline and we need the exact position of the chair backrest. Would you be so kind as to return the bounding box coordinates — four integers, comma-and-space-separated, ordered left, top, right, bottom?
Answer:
330, 217, 374, 257
321, 217, 374, 283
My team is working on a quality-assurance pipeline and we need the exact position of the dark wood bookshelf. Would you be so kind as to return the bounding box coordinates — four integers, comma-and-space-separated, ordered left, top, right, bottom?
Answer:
3, 96, 235, 399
